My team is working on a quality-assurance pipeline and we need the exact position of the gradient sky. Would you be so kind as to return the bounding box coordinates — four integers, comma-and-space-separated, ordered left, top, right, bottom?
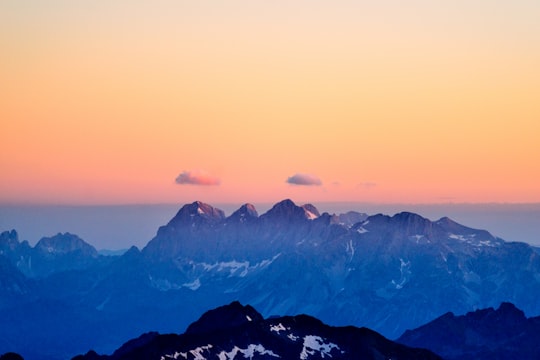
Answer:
1, 1, 539, 205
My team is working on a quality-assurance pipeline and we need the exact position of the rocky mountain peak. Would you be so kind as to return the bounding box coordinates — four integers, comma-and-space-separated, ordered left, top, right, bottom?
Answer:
387, 212, 435, 238
336, 211, 369, 227
434, 216, 498, 246
0, 230, 20, 252
492, 302, 526, 322
34, 233, 97, 257
261, 199, 313, 222
167, 201, 226, 227
393, 211, 432, 227
227, 203, 259, 223
185, 301, 264, 335
435, 216, 475, 233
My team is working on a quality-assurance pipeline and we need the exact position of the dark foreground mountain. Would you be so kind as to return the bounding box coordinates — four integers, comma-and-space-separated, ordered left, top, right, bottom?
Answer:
73, 301, 441, 360
1, 199, 540, 359
398, 302, 540, 360
0, 353, 24, 360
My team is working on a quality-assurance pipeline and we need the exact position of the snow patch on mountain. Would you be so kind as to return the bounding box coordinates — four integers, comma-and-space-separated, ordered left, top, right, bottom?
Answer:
302, 204, 320, 220
157, 255, 282, 292
304, 210, 319, 220
218, 344, 280, 359
409, 234, 429, 244
161, 344, 213, 359
149, 276, 181, 291
300, 336, 342, 359
182, 278, 201, 291
448, 233, 499, 247
269, 322, 301, 343
287, 333, 299, 341
148, 275, 201, 292
356, 227, 368, 234
449, 233, 471, 241
195, 254, 281, 278
202, 260, 250, 277
479, 240, 496, 247
270, 323, 287, 334
391, 258, 411, 290
345, 239, 355, 259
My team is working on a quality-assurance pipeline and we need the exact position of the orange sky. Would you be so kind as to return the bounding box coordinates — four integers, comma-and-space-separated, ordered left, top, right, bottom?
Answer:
1, 1, 539, 205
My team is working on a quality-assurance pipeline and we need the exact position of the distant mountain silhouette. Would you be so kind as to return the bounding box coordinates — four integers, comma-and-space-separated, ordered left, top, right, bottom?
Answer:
0, 230, 102, 278
398, 302, 540, 359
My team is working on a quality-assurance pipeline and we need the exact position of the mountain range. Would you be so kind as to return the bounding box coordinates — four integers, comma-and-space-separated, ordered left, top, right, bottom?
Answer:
5, 301, 540, 359
1, 199, 540, 359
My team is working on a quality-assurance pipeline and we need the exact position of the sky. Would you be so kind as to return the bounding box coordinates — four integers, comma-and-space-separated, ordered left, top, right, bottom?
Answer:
1, 0, 540, 205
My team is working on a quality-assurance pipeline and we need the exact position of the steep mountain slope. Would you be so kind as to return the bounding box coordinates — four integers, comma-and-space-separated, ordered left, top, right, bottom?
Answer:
398, 302, 540, 359
0, 255, 31, 307
73, 301, 442, 360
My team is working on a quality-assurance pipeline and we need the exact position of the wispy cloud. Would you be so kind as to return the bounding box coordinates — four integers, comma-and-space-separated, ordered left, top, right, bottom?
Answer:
357, 182, 377, 189
286, 173, 322, 186
175, 170, 221, 186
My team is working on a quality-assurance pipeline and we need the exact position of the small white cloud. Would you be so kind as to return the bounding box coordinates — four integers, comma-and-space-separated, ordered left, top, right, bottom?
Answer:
286, 173, 322, 186
175, 170, 220, 186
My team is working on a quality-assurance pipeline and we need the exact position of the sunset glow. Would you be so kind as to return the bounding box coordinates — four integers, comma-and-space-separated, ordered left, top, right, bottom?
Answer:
1, 1, 539, 205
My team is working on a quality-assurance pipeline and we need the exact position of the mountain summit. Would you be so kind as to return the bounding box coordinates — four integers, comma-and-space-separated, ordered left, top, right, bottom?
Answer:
227, 203, 259, 223
166, 201, 226, 227
260, 199, 316, 222
35, 233, 98, 257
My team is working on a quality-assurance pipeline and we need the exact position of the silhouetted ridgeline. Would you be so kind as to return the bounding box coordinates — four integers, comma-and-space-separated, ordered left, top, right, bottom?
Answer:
72, 302, 442, 360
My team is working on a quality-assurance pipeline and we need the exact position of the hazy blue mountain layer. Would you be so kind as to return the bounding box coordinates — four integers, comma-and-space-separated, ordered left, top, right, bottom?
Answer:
1, 199, 540, 359
398, 302, 540, 359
